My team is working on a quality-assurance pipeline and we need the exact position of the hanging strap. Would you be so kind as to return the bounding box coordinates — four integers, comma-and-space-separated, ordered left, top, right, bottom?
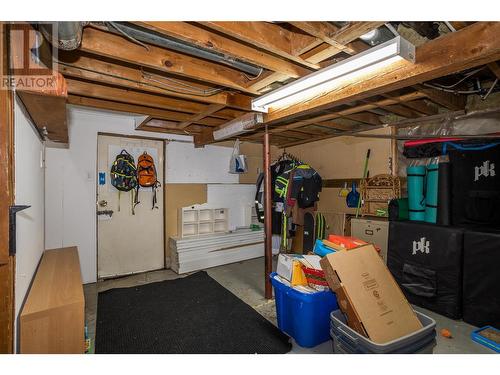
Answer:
131, 190, 136, 215
118, 190, 121, 212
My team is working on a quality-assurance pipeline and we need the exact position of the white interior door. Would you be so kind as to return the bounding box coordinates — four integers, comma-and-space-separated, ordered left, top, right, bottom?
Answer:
97, 135, 164, 279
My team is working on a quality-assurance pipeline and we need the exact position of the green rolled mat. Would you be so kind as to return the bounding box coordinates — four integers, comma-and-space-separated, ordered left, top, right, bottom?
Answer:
425, 163, 439, 223
407, 165, 426, 221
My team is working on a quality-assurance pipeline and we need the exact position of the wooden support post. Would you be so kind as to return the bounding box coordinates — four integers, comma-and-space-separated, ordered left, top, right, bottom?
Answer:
263, 128, 273, 300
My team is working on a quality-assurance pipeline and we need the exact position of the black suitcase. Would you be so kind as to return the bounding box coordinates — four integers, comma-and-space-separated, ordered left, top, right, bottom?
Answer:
387, 221, 464, 319
463, 228, 500, 328
448, 143, 500, 227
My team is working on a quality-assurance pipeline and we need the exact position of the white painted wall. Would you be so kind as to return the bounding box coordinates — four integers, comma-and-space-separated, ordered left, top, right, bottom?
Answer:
206, 184, 256, 230
14, 98, 45, 351
166, 141, 238, 183
45, 106, 245, 283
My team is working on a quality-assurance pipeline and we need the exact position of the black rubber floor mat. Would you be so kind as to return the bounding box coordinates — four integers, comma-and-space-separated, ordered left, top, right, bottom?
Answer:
95, 271, 291, 354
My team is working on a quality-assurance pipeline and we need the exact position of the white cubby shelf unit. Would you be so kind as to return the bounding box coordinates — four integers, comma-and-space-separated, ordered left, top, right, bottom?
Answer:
178, 207, 229, 238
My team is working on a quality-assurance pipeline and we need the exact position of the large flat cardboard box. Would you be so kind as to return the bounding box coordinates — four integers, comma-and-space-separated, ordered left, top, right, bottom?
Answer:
320, 244, 422, 343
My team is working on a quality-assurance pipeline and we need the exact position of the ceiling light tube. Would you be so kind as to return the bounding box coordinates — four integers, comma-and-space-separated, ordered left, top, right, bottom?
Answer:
212, 112, 264, 141
251, 36, 415, 113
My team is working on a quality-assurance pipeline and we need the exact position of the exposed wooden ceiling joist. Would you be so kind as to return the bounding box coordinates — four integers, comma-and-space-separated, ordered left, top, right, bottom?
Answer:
178, 104, 226, 129
199, 22, 320, 70
487, 61, 500, 79
67, 95, 226, 127
66, 78, 237, 119
263, 22, 500, 125
58, 52, 252, 110
290, 21, 383, 56
135, 22, 312, 79
413, 85, 466, 110
269, 91, 427, 134
280, 109, 468, 148
242, 22, 377, 91
79, 27, 258, 95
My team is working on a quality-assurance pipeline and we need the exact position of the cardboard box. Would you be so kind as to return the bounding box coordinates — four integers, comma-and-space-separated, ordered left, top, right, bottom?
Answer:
320, 244, 422, 343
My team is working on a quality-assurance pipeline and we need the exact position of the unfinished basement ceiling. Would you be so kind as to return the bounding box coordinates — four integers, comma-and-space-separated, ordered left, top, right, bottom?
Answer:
31, 21, 500, 147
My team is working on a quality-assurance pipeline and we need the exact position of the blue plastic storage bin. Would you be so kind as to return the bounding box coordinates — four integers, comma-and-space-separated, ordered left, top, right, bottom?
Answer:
270, 272, 338, 348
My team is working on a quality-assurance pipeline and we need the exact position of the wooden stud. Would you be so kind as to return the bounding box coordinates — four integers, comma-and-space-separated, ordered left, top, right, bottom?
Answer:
0, 22, 15, 354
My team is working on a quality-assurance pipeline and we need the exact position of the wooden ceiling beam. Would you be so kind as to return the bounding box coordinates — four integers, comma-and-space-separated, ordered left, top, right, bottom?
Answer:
291, 22, 383, 54
178, 104, 226, 129
67, 95, 226, 126
487, 61, 500, 80
57, 53, 252, 110
291, 21, 382, 64
268, 91, 426, 134
79, 27, 257, 94
199, 22, 320, 70
397, 99, 438, 116
247, 23, 374, 91
245, 71, 289, 92
414, 85, 466, 110
342, 112, 382, 125
135, 22, 312, 79
378, 103, 424, 118
279, 109, 468, 148
264, 22, 500, 124
66, 78, 239, 119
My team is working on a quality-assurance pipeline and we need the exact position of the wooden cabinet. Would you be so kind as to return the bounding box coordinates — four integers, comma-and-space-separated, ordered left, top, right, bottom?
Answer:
20, 247, 85, 353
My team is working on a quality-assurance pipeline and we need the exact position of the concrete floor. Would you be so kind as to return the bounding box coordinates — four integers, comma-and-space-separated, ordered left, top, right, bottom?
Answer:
84, 257, 493, 354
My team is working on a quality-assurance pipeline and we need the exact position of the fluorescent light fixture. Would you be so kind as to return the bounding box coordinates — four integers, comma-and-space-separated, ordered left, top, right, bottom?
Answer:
251, 36, 415, 113
213, 112, 264, 141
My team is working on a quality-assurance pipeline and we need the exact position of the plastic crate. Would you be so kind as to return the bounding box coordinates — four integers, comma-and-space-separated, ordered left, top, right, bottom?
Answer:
330, 309, 436, 354
471, 326, 500, 353
270, 273, 338, 348
331, 332, 436, 354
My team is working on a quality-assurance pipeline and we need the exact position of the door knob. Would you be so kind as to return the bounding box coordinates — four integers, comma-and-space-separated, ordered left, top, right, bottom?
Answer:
98, 200, 108, 207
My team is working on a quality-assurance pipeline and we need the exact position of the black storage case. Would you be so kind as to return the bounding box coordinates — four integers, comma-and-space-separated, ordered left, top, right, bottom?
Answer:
387, 221, 464, 319
462, 228, 500, 328
448, 144, 500, 227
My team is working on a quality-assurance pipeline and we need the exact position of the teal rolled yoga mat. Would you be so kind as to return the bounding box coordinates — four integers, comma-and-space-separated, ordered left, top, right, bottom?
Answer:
425, 163, 439, 223
407, 165, 426, 221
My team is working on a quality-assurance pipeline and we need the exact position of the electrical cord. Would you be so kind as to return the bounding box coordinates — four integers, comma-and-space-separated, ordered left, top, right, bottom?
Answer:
106, 22, 150, 51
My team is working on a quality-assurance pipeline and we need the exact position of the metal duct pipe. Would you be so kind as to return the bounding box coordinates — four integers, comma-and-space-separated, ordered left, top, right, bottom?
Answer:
106, 22, 264, 77
39, 22, 85, 50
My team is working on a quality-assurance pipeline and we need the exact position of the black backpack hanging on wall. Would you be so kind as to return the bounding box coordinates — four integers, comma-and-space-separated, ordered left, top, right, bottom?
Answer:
110, 150, 138, 214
